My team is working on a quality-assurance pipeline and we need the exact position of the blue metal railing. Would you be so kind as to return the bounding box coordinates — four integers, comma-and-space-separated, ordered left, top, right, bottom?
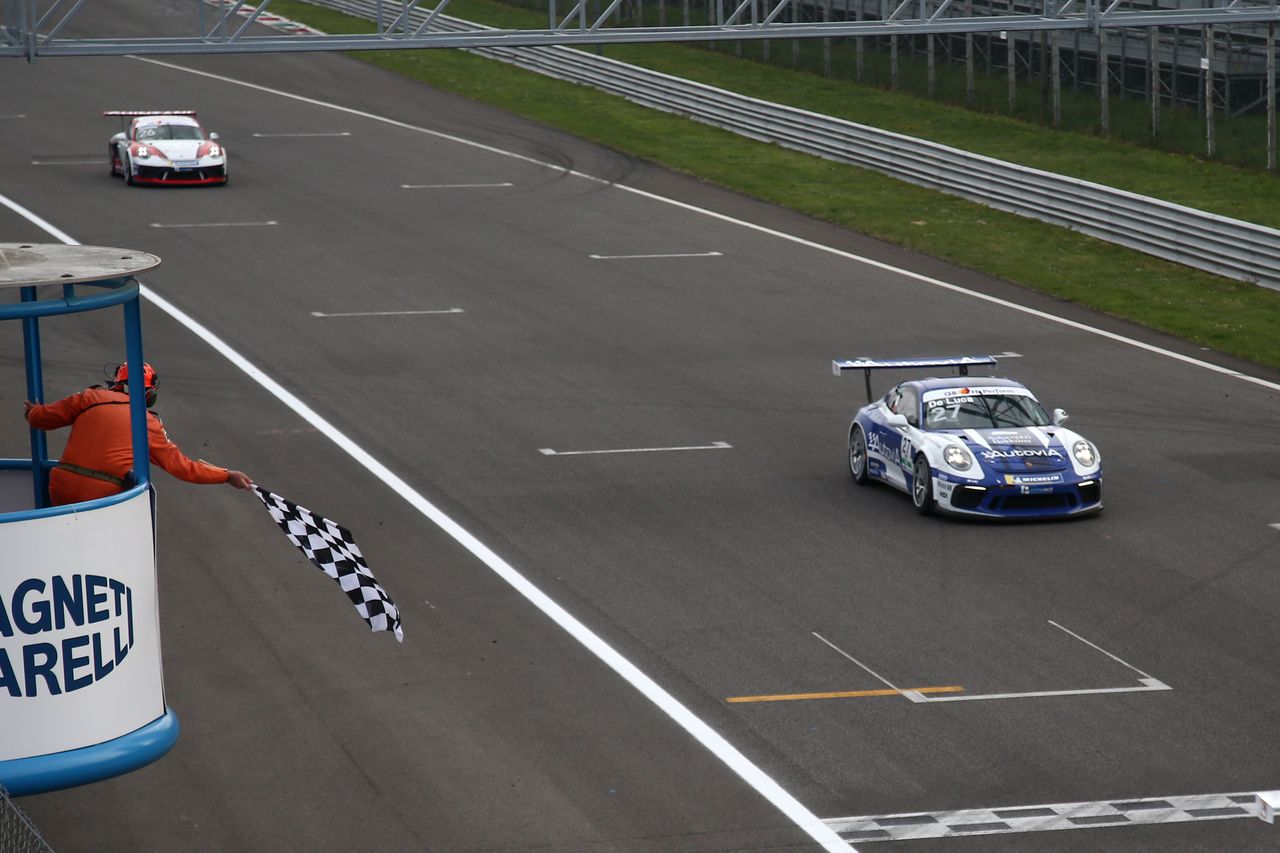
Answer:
3, 275, 152, 510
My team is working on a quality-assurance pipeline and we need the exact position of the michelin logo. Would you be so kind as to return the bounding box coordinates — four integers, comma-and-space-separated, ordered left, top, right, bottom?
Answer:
1004, 473, 1064, 485
0, 574, 135, 698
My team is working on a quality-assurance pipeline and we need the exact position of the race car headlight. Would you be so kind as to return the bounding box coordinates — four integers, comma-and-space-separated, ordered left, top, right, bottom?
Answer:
208, 144, 221, 157
1072, 440, 1098, 467
943, 444, 973, 471
135, 146, 153, 160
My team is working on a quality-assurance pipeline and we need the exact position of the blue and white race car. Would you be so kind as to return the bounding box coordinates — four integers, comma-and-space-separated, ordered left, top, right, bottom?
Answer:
834, 356, 1102, 518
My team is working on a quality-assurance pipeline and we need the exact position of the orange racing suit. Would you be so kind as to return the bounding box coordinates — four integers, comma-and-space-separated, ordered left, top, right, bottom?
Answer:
26, 387, 229, 506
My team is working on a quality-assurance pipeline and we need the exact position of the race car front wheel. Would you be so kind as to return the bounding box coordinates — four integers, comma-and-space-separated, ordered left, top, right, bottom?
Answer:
911, 454, 934, 515
123, 154, 135, 186
849, 425, 869, 485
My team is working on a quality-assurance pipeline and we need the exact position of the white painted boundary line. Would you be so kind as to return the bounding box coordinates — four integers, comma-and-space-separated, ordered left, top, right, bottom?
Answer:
818, 623, 1170, 704
920, 680, 1170, 703
1049, 620, 1160, 680
125, 55, 1280, 396
401, 182, 513, 189
0, 190, 854, 851
150, 221, 279, 229
310, 308, 464, 317
539, 441, 731, 456
812, 632, 927, 703
31, 159, 102, 166
589, 251, 723, 259
916, 621, 1171, 703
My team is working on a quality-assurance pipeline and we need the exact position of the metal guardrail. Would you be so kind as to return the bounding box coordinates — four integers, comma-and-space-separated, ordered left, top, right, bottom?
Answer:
0, 785, 55, 853
307, 0, 1280, 290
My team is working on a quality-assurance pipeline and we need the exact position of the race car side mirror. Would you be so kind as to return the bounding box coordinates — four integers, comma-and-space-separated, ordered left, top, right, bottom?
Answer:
886, 412, 910, 429
1052, 408, 1069, 425
209, 132, 220, 140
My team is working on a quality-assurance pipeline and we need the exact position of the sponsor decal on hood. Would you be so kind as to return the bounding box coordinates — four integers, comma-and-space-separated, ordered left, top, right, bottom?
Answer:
962, 427, 1053, 451
981, 447, 1062, 460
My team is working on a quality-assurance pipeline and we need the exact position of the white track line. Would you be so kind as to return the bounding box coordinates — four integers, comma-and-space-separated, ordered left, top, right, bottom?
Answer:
917, 681, 1171, 702
0, 189, 854, 851
149, 221, 278, 229
401, 182, 513, 189
126, 55, 1280, 395
539, 441, 731, 456
1049, 620, 1158, 679
817, 625, 1170, 705
252, 131, 351, 137
812, 632, 926, 702
589, 251, 723, 259
31, 159, 103, 166
310, 308, 463, 317
914, 621, 1170, 703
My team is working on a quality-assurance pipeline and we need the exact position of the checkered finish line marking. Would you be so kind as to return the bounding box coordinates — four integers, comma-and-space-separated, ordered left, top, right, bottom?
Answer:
825, 793, 1264, 843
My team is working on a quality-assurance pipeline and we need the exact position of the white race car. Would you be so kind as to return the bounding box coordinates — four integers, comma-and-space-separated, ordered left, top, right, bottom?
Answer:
105, 110, 228, 186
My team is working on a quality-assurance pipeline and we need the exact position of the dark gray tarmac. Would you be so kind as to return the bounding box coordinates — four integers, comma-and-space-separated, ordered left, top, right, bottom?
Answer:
3, 9, 1280, 851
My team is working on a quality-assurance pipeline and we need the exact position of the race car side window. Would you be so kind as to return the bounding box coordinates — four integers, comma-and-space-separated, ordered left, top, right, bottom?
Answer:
898, 386, 920, 426
884, 385, 902, 412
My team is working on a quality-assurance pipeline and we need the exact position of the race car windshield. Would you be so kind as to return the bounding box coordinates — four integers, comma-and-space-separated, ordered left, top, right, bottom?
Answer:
135, 125, 205, 141
924, 394, 1051, 429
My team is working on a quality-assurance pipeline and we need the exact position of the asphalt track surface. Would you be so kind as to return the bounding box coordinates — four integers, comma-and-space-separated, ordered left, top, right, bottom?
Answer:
4, 4, 1280, 851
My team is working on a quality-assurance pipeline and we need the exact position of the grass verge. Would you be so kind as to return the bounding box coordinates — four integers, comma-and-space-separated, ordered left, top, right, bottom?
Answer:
271, 0, 1280, 370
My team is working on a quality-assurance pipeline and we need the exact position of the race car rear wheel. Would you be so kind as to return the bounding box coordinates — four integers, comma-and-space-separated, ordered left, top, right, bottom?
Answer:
849, 425, 869, 485
911, 454, 934, 515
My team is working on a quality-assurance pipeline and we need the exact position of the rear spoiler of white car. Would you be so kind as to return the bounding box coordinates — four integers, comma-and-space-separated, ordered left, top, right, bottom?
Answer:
103, 110, 198, 116
103, 110, 197, 131
833, 355, 999, 402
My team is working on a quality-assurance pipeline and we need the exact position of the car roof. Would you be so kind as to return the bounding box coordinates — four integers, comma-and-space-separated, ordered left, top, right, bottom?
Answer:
909, 376, 1029, 392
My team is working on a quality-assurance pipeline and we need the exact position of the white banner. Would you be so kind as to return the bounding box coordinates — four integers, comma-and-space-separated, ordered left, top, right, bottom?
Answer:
0, 491, 165, 761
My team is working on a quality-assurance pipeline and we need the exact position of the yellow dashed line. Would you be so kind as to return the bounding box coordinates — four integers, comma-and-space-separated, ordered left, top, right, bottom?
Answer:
726, 686, 965, 703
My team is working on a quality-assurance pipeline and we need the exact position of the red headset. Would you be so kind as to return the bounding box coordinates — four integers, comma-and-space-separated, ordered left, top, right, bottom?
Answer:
111, 362, 159, 408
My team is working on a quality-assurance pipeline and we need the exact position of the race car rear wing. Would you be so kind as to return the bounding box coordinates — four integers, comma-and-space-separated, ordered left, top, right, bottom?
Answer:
103, 110, 197, 131
103, 111, 198, 116
833, 355, 999, 402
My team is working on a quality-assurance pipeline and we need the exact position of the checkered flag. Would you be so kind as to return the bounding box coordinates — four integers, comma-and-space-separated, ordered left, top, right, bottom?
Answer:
253, 486, 403, 643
